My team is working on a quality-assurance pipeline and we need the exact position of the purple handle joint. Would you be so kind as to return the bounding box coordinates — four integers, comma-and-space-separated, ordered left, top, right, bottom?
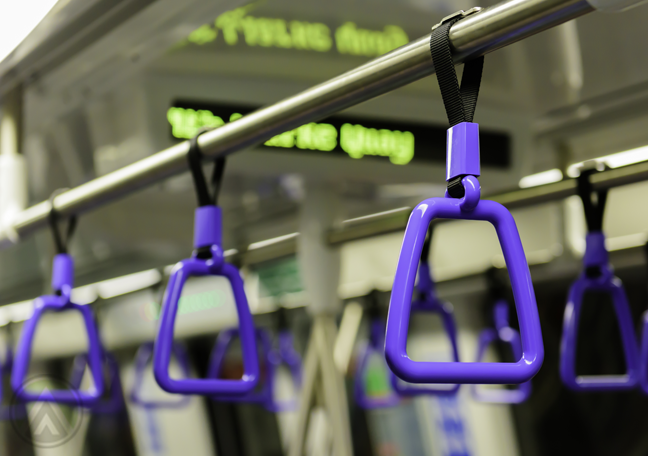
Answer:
153, 205, 259, 395
390, 262, 461, 396
471, 301, 532, 403
12, 254, 106, 406
385, 122, 544, 385
208, 327, 300, 412
355, 320, 400, 409
560, 232, 639, 391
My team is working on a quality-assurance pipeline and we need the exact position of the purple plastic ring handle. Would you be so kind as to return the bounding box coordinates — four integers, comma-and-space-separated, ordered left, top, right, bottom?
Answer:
12, 254, 105, 406
131, 342, 191, 409
640, 311, 648, 395
560, 231, 639, 392
354, 320, 400, 409
153, 205, 259, 395
385, 198, 544, 384
0, 341, 27, 420
390, 263, 460, 396
71, 353, 125, 414
208, 328, 300, 412
471, 301, 532, 403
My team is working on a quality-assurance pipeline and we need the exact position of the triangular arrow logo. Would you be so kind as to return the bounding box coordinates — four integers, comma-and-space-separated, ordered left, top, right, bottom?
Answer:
28, 388, 74, 439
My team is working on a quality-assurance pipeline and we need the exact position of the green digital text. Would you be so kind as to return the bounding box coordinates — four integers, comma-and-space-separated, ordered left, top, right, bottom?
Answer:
340, 123, 414, 165
167, 106, 414, 165
185, 6, 408, 58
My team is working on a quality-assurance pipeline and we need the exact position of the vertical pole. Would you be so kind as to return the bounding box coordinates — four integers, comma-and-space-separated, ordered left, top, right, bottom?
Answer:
0, 85, 27, 243
298, 184, 341, 316
0, 86, 21, 156
290, 183, 353, 456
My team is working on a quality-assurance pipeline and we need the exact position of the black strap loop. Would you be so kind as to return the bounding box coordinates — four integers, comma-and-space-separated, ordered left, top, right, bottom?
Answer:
430, 19, 484, 127
187, 128, 226, 207
48, 190, 77, 255
576, 169, 607, 233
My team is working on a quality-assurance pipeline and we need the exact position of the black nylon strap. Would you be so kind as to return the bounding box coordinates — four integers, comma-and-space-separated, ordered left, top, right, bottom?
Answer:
187, 128, 226, 207
486, 267, 507, 303
430, 19, 484, 126
48, 190, 78, 255
420, 223, 434, 265
275, 306, 289, 331
366, 289, 382, 320
576, 170, 607, 233
644, 241, 648, 292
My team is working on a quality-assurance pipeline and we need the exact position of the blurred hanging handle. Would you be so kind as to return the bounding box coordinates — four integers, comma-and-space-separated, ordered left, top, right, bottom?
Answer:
471, 300, 533, 404
11, 192, 105, 407
559, 168, 640, 392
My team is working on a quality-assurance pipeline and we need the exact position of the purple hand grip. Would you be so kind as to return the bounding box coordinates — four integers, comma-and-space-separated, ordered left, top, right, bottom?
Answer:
70, 353, 125, 414
153, 205, 259, 395
354, 320, 400, 409
560, 231, 639, 391
209, 328, 301, 412
385, 198, 544, 384
131, 342, 191, 409
446, 122, 480, 181
640, 311, 648, 395
12, 254, 105, 406
390, 263, 460, 396
194, 205, 222, 249
471, 301, 532, 404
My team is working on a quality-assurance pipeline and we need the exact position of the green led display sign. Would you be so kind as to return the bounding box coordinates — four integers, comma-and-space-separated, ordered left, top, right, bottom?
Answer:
182, 5, 409, 58
167, 101, 511, 168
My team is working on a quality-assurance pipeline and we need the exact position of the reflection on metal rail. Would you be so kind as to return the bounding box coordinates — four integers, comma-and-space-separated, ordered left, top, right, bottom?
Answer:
0, 0, 593, 248
327, 161, 648, 246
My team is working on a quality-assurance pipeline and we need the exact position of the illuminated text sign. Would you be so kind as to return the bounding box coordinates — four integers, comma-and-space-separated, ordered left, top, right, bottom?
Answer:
183, 5, 409, 58
167, 100, 511, 167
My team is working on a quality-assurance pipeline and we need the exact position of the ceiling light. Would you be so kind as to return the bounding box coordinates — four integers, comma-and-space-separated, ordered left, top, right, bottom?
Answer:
248, 233, 299, 251
566, 144, 648, 177
519, 169, 563, 188
97, 269, 162, 300
0, 0, 60, 64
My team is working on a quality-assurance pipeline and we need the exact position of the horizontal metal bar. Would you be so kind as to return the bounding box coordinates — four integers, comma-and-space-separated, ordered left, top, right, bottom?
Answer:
327, 161, 648, 245
494, 161, 648, 209
0, 0, 593, 248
